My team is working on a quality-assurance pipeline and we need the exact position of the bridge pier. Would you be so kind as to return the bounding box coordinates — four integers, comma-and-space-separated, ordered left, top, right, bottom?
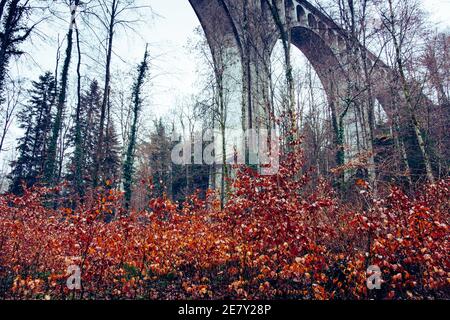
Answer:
189, 0, 434, 183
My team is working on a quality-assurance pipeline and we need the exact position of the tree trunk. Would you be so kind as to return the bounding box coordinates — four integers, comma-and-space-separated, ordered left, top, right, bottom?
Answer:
388, 0, 435, 184
123, 46, 149, 210
44, 2, 79, 184
94, 0, 117, 187
265, 0, 297, 136
73, 23, 84, 199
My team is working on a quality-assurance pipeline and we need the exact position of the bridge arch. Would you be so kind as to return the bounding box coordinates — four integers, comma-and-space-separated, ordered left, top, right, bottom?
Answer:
296, 4, 305, 22
188, 0, 400, 121
187, 0, 437, 179
289, 26, 346, 106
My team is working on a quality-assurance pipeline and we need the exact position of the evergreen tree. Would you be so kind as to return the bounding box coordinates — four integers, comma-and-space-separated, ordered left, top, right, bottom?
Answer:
9, 72, 56, 194
103, 121, 121, 186
66, 80, 102, 194
148, 119, 172, 198
135, 120, 210, 204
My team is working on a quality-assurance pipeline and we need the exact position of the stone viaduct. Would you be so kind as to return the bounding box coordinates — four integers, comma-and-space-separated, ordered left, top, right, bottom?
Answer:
188, 0, 427, 174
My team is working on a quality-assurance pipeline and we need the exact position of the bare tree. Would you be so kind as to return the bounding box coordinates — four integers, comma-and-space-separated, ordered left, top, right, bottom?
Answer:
0, 78, 22, 156
422, 33, 450, 178
44, 0, 80, 185
378, 0, 435, 183
188, 25, 236, 207
85, 0, 152, 186
264, 0, 297, 135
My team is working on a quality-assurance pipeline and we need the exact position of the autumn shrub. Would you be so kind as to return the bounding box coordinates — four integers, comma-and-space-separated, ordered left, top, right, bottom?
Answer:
0, 144, 448, 300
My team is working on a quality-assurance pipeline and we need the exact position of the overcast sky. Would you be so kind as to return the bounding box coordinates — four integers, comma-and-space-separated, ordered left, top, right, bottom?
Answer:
92, 0, 450, 114
3, 0, 450, 161
14, 0, 449, 114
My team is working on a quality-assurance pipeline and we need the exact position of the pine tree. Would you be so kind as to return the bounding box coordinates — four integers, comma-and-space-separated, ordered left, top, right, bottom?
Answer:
66, 80, 102, 194
103, 121, 121, 187
149, 119, 172, 198
8, 72, 56, 194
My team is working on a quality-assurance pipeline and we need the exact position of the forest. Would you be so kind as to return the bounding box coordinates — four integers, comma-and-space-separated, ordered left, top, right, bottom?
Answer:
0, 0, 448, 300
